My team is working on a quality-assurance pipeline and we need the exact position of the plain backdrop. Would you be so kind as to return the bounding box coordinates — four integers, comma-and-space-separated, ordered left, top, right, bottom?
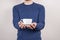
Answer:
0, 0, 60, 40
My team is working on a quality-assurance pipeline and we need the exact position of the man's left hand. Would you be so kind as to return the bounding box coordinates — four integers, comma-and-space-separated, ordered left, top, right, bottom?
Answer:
26, 22, 37, 29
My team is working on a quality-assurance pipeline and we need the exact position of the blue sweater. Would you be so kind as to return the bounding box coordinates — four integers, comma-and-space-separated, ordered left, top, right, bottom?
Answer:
13, 2, 45, 40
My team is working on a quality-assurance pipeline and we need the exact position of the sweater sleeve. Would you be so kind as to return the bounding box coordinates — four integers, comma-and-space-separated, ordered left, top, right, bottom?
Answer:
13, 6, 20, 29
35, 5, 45, 31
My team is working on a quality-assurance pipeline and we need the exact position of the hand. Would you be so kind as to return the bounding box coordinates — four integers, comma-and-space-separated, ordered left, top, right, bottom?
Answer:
26, 22, 37, 29
18, 21, 26, 29
26, 24, 33, 29
30, 22, 37, 29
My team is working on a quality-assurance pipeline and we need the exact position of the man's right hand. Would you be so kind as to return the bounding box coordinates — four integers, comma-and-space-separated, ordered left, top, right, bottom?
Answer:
18, 21, 26, 29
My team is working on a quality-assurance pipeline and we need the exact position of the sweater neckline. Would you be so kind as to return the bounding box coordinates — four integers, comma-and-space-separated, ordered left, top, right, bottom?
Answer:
22, 2, 34, 6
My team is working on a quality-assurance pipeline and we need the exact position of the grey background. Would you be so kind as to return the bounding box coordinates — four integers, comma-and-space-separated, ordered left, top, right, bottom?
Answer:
0, 0, 60, 40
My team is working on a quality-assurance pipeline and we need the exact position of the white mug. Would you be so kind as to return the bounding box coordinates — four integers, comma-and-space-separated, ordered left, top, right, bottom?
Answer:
20, 18, 32, 25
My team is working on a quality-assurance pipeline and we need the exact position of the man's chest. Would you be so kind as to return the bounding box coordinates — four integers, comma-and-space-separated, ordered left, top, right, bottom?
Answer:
18, 7, 39, 19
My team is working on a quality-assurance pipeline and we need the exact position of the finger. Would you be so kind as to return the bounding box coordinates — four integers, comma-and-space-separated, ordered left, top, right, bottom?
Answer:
28, 26, 33, 29
21, 25, 24, 29
30, 24, 34, 28
33, 23, 37, 26
33, 24, 36, 28
21, 23, 26, 29
18, 21, 23, 25
21, 26, 23, 29
27, 25, 33, 29
29, 25, 34, 29
19, 24, 22, 27
30, 24, 35, 29
23, 25, 26, 29
21, 24, 26, 29
18, 22, 20, 25
19, 24, 24, 29
32, 23, 35, 26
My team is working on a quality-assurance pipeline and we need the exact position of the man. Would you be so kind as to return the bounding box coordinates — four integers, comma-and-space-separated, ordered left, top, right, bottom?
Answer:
13, 0, 45, 40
